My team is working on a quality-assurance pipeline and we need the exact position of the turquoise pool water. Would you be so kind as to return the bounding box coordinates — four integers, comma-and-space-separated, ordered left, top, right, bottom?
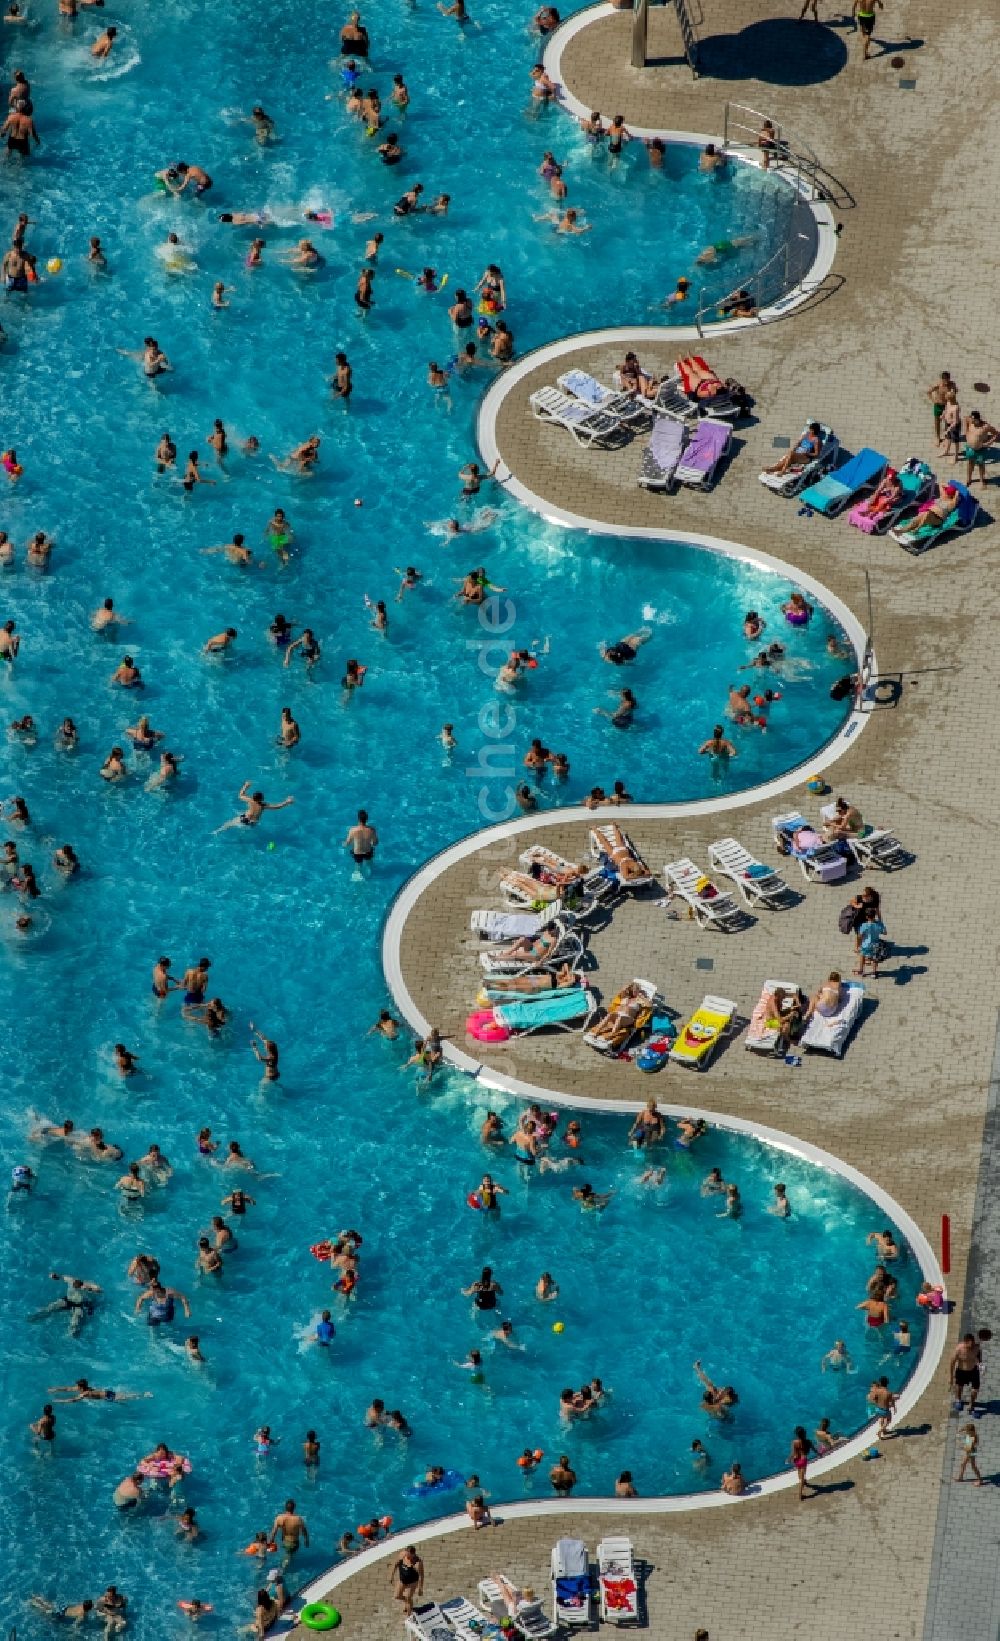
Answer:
0, 0, 869, 1631
9, 1087, 926, 1635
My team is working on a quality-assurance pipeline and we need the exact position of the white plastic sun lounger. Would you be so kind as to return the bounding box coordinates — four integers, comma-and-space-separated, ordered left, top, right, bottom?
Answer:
583, 977, 661, 1055
800, 980, 864, 1058
707, 837, 791, 909
478, 1579, 557, 1640
529, 386, 623, 447
551, 1539, 592, 1628
489, 987, 597, 1037
672, 416, 731, 490
744, 980, 802, 1054
479, 922, 584, 977
440, 1595, 503, 1641
638, 414, 685, 492
639, 370, 698, 423
470, 905, 565, 941
597, 1537, 639, 1625
847, 827, 910, 871
663, 857, 745, 930
557, 369, 650, 429
759, 424, 838, 497
588, 824, 653, 892
771, 811, 847, 884
406, 1602, 456, 1641
519, 844, 620, 905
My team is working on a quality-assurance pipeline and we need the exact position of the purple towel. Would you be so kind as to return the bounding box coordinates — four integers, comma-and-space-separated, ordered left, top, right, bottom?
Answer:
650, 417, 683, 469
683, 420, 729, 473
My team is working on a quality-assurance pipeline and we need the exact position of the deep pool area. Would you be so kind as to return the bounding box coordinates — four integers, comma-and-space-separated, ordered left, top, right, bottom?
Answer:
0, 0, 867, 1632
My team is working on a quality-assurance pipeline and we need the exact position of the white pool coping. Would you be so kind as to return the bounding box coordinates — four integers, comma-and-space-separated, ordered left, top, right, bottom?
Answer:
539, 1, 839, 331
295, 1078, 946, 1606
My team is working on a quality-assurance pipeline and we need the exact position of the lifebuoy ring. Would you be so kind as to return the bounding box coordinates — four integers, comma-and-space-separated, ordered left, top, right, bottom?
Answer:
301, 1602, 341, 1632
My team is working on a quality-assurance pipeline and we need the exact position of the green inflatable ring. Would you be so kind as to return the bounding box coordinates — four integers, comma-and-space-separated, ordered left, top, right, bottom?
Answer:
301, 1601, 341, 1632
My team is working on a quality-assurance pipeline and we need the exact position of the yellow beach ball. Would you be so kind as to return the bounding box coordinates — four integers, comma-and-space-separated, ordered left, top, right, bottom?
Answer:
46, 258, 62, 275
552, 1321, 565, 1334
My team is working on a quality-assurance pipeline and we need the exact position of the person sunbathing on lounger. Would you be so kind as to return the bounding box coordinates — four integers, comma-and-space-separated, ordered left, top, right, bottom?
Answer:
617, 352, 657, 398
804, 972, 846, 1021
485, 964, 578, 995
822, 797, 863, 840
488, 925, 561, 964
598, 822, 648, 882
893, 483, 959, 534
490, 1574, 538, 1617
856, 468, 902, 520
677, 355, 725, 397
763, 422, 823, 475
589, 984, 650, 1044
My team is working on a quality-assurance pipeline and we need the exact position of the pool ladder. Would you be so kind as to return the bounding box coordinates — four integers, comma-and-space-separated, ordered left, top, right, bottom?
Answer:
631, 0, 700, 76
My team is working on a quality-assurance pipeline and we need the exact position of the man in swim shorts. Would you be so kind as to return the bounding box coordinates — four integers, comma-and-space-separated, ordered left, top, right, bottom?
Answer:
270, 1499, 309, 1562
950, 1333, 983, 1412
343, 808, 378, 869
851, 0, 882, 57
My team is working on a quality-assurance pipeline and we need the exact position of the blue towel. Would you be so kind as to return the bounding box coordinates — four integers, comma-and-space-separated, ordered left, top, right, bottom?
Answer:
495, 990, 588, 1030
800, 447, 887, 514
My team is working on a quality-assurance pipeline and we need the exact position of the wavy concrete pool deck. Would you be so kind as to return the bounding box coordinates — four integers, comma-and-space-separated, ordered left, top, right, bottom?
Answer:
290, 0, 1000, 1635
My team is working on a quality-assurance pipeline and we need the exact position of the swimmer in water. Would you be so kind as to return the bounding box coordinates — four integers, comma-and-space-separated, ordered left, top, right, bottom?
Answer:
572, 1182, 613, 1211
214, 780, 294, 832
48, 1377, 151, 1404
249, 1023, 280, 1080
534, 207, 591, 234
90, 22, 116, 55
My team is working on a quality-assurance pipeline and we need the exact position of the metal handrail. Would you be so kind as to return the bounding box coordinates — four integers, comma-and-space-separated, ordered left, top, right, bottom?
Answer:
693, 236, 790, 337
722, 99, 829, 201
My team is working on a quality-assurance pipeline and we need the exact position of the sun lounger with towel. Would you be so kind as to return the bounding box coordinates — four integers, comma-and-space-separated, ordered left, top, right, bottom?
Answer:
583, 977, 662, 1055
759, 423, 838, 497
589, 823, 653, 891
707, 837, 791, 909
801, 980, 864, 1057
798, 446, 887, 517
597, 1537, 639, 1625
772, 811, 847, 883
406, 1602, 456, 1641
479, 1576, 557, 1640
439, 1596, 504, 1641
638, 414, 686, 491
672, 417, 731, 490
848, 458, 934, 534
889, 479, 979, 553
550, 1540, 591, 1628
466, 987, 596, 1042
663, 857, 746, 930
470, 906, 565, 941
745, 980, 803, 1054
519, 844, 620, 906
557, 369, 650, 429
479, 920, 583, 975
675, 354, 750, 420
668, 995, 737, 1069
529, 386, 623, 448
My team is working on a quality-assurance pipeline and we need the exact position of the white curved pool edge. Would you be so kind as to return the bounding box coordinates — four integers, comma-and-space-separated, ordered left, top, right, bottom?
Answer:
295, 1076, 946, 1604
538, 2, 839, 328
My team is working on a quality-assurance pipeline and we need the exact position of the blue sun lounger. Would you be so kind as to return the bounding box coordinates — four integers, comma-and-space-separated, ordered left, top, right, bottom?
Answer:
889, 480, 979, 554
798, 446, 888, 517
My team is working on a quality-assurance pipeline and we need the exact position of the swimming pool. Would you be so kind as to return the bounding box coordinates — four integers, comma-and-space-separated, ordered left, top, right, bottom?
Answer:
0, 0, 862, 1630
8, 1076, 928, 1632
